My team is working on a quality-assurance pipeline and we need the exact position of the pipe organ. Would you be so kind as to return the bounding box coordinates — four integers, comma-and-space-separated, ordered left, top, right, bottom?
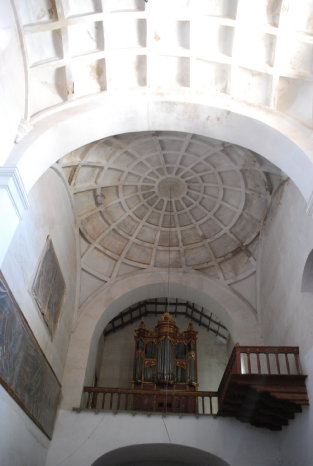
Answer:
133, 312, 198, 413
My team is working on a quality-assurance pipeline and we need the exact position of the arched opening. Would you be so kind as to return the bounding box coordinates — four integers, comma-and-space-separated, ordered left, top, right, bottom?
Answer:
61, 270, 261, 409
91, 443, 231, 466
91, 297, 229, 413
81, 272, 259, 390
301, 249, 313, 293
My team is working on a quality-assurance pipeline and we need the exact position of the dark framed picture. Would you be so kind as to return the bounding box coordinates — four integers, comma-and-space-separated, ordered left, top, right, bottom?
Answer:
31, 236, 65, 336
0, 273, 61, 438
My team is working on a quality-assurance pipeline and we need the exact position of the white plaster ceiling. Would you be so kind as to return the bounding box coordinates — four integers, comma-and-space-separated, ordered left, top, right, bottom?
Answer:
15, 0, 313, 128
58, 131, 284, 304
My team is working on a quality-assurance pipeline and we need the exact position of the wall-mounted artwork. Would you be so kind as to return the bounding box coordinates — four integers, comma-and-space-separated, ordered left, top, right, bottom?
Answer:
31, 236, 65, 336
0, 273, 61, 439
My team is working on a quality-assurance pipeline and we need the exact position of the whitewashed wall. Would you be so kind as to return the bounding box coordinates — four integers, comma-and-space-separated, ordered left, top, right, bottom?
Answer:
258, 180, 313, 353
0, 168, 77, 465
0, 0, 25, 165
258, 179, 313, 465
2, 168, 77, 379
45, 410, 282, 466
0, 386, 48, 466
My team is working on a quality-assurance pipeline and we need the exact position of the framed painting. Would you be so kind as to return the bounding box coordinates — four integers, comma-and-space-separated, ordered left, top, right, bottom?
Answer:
0, 273, 61, 438
31, 236, 65, 336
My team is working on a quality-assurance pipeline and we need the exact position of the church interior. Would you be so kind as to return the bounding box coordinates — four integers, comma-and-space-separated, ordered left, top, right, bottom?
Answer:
1, 1, 313, 465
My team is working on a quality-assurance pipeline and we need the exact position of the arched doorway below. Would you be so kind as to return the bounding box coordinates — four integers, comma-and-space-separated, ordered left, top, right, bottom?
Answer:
91, 443, 230, 466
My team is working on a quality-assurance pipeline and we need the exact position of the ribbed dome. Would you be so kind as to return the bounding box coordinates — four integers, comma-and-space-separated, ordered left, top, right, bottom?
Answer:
58, 131, 283, 302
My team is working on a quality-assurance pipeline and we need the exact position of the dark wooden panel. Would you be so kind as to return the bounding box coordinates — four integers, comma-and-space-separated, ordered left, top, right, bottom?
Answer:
218, 373, 309, 430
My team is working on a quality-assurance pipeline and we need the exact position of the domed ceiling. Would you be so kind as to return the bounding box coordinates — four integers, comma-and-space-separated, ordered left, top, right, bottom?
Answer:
58, 131, 284, 304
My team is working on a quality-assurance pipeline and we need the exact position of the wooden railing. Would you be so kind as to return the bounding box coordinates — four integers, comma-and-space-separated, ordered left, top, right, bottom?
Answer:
237, 346, 301, 375
218, 345, 302, 406
80, 346, 304, 418
82, 386, 218, 415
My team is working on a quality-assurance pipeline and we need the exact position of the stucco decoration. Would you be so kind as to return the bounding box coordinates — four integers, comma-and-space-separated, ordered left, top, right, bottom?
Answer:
58, 131, 284, 304
31, 236, 65, 336
0, 273, 61, 439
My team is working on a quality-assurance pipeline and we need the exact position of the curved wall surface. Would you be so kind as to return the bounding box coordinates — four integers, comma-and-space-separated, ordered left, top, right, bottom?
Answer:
46, 411, 282, 466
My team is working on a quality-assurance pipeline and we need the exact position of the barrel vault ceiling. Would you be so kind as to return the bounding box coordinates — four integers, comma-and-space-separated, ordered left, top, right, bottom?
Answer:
16, 0, 313, 128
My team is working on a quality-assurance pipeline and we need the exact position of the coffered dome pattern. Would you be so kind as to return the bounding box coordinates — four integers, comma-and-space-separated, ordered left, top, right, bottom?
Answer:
58, 131, 283, 303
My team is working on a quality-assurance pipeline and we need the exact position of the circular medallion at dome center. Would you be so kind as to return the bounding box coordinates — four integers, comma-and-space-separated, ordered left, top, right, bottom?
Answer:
157, 177, 187, 200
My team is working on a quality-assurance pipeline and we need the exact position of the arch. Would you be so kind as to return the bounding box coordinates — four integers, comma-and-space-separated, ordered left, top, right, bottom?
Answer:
62, 269, 261, 408
301, 249, 313, 293
91, 443, 231, 466
2, 90, 313, 273
7, 90, 313, 201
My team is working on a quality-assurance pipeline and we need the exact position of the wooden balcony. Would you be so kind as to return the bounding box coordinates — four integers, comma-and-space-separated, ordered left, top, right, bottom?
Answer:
79, 346, 309, 430
217, 346, 309, 430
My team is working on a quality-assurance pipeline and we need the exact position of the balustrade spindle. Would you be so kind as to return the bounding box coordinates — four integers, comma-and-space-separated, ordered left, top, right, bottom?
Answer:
257, 353, 261, 374
275, 353, 281, 374
285, 353, 290, 375
295, 353, 301, 374
247, 353, 251, 374
235, 346, 241, 373
266, 353, 271, 374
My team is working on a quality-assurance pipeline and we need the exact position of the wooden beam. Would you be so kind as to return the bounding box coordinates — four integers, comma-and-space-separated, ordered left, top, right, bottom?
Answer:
103, 299, 228, 339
